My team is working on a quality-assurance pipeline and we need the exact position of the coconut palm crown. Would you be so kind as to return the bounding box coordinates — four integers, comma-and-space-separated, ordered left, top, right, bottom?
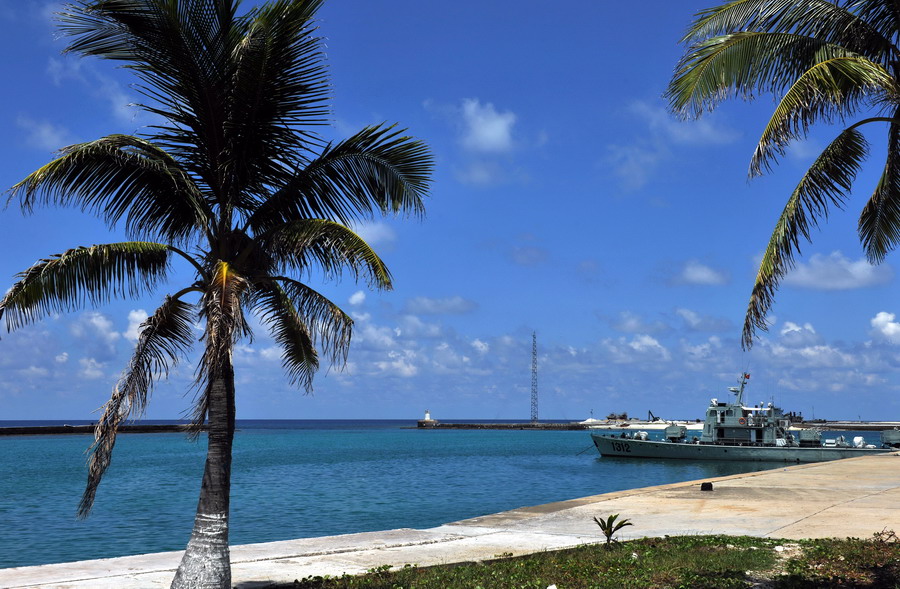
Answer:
666, 0, 900, 348
0, 1, 432, 587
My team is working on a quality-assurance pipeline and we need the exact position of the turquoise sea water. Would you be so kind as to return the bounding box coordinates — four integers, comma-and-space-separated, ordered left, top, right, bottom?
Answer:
0, 420, 883, 568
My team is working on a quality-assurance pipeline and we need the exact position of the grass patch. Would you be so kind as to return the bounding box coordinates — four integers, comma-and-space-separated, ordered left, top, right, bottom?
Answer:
273, 535, 780, 588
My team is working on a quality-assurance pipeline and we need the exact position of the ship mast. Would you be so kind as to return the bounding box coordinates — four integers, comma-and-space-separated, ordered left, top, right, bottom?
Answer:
530, 331, 538, 423
728, 373, 749, 407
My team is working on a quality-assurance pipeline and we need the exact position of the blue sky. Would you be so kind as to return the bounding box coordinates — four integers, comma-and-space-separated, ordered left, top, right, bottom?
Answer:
2, 0, 900, 421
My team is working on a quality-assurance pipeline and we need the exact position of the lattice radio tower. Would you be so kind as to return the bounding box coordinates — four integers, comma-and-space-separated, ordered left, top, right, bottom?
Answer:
530, 331, 538, 423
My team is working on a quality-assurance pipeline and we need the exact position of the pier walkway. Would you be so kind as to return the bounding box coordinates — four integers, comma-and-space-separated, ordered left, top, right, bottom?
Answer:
3, 452, 899, 588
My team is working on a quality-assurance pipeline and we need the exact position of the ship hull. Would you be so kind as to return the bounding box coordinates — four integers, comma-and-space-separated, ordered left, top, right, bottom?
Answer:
591, 433, 894, 463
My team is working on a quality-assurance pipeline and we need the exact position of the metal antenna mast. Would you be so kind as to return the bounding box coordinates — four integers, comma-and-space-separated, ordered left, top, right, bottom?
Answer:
530, 331, 538, 423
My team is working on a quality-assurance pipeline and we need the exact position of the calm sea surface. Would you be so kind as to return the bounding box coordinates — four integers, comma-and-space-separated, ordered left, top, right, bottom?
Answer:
0, 420, 882, 568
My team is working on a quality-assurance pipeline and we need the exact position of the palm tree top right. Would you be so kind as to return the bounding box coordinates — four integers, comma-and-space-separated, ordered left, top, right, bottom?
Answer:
666, 0, 900, 349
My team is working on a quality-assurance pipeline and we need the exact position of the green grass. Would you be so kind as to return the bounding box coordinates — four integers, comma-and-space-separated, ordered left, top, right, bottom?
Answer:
267, 532, 900, 589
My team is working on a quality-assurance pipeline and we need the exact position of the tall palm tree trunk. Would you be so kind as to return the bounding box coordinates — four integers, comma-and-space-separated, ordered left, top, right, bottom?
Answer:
171, 359, 236, 589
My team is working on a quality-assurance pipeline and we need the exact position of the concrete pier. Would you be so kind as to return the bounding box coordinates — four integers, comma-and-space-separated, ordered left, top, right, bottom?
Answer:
2, 451, 899, 589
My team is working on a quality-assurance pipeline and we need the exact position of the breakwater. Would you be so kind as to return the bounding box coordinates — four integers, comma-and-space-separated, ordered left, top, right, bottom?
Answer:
417, 421, 589, 430
0, 424, 203, 436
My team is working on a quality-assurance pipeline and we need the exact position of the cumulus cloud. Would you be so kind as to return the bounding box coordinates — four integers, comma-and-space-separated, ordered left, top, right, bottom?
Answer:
78, 357, 106, 380
672, 260, 728, 286
124, 309, 149, 342
460, 98, 516, 153
604, 101, 739, 192
783, 251, 892, 290
71, 312, 120, 358
629, 100, 740, 146
604, 142, 666, 192
47, 57, 139, 124
675, 308, 730, 332
16, 115, 72, 151
349, 291, 366, 306
871, 311, 900, 342
471, 339, 489, 354
779, 321, 820, 347
375, 349, 418, 377
455, 160, 506, 186
352, 221, 397, 249
610, 311, 668, 334
603, 334, 671, 363
405, 296, 477, 315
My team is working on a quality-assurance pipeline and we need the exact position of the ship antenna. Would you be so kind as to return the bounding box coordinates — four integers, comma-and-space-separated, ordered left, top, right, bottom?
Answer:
530, 331, 538, 424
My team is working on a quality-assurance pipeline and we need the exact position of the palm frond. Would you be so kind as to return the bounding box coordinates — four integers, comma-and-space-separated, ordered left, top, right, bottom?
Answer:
264, 219, 392, 289
751, 56, 895, 175
252, 281, 320, 391
0, 242, 171, 331
247, 124, 433, 231
667, 31, 859, 118
58, 0, 242, 195
266, 277, 352, 368
78, 294, 195, 517
226, 0, 329, 191
743, 127, 868, 348
859, 117, 900, 263
683, 0, 893, 61
191, 261, 249, 426
8, 134, 210, 243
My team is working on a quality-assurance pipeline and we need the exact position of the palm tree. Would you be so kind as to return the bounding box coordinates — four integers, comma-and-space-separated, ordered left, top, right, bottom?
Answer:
666, 0, 900, 348
0, 1, 432, 587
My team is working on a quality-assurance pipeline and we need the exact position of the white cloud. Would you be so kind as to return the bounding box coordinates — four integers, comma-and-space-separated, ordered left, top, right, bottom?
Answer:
78, 357, 106, 380
671, 260, 728, 286
471, 339, 489, 354
352, 221, 397, 249
375, 349, 418, 377
604, 101, 739, 193
55, 352, 69, 364
871, 311, 900, 342
71, 312, 120, 350
783, 251, 892, 290
16, 115, 71, 151
455, 160, 505, 186
675, 308, 730, 332
604, 142, 666, 192
629, 100, 740, 146
18, 365, 49, 378
47, 57, 139, 124
405, 296, 477, 315
778, 321, 820, 347
603, 334, 671, 363
124, 309, 149, 342
460, 98, 516, 153
349, 291, 366, 306
610, 311, 668, 334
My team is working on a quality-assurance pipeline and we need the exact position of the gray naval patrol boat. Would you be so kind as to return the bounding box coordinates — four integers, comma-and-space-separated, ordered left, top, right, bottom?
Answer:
592, 373, 900, 463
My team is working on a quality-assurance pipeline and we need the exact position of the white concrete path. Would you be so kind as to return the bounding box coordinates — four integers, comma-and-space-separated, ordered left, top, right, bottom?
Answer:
2, 452, 899, 588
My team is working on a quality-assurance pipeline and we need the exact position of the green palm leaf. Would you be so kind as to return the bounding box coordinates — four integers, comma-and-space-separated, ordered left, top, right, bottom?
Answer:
859, 116, 900, 263
253, 281, 320, 391
0, 242, 171, 331
265, 219, 393, 289
751, 56, 895, 175
9, 135, 210, 243
683, 0, 892, 60
743, 127, 868, 347
248, 124, 432, 231
667, 31, 858, 118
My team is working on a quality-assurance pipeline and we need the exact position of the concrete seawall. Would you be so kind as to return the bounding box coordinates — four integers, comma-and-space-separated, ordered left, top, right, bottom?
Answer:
3, 451, 898, 589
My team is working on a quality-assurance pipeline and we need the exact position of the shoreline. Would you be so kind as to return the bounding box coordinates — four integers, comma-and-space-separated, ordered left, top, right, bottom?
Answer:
0, 424, 205, 436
